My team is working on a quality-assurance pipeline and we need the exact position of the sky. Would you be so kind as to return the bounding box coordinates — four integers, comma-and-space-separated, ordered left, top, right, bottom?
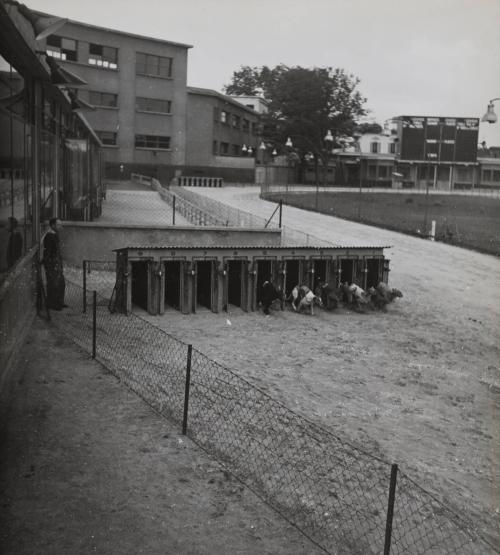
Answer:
19, 0, 500, 146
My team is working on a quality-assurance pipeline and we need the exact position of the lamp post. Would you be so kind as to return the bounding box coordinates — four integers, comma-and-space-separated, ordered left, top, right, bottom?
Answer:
285, 130, 334, 211
259, 141, 267, 191
356, 157, 363, 219
482, 98, 500, 124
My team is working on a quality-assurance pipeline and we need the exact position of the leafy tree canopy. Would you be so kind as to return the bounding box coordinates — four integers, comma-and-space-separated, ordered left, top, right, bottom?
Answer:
224, 64, 367, 160
354, 122, 383, 134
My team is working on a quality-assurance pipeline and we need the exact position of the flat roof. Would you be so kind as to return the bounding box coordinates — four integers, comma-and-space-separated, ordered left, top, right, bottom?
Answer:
33, 10, 193, 49
114, 245, 390, 252
187, 87, 259, 115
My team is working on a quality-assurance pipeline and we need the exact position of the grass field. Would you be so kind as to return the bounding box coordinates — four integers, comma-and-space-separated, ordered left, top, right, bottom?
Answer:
270, 192, 500, 256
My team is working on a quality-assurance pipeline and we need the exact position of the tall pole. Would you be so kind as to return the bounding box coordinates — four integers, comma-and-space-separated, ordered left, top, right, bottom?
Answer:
357, 159, 362, 219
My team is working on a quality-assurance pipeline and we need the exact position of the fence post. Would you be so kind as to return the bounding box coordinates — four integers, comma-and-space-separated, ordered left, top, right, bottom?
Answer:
182, 344, 193, 435
172, 195, 176, 226
384, 463, 398, 555
92, 290, 97, 359
83, 260, 87, 313
279, 199, 283, 228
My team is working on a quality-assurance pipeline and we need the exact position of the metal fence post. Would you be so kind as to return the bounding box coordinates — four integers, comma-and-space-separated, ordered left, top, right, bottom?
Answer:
384, 463, 398, 555
92, 290, 97, 359
83, 260, 87, 313
279, 199, 283, 228
182, 344, 193, 435
172, 195, 176, 225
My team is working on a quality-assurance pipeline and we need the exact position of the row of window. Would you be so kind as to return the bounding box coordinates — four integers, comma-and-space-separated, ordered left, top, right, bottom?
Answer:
214, 107, 258, 134
46, 35, 173, 78
87, 91, 172, 114
482, 169, 500, 182
213, 141, 256, 156
370, 142, 397, 154
95, 132, 171, 150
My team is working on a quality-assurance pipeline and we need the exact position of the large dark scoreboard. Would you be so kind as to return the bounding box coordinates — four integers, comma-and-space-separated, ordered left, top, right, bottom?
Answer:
399, 116, 479, 163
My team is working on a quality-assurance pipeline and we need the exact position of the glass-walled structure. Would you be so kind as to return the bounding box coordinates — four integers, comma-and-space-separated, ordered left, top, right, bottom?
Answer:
0, 1, 102, 279
0, 0, 102, 373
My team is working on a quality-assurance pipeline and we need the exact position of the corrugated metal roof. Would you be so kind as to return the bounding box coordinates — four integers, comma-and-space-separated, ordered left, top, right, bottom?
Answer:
114, 245, 391, 251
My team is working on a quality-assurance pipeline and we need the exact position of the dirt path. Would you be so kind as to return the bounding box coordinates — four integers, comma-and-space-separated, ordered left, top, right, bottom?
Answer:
0, 321, 324, 555
142, 186, 500, 546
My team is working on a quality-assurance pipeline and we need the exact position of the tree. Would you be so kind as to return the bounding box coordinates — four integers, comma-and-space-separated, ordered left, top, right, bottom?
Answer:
224, 65, 367, 156
355, 122, 383, 134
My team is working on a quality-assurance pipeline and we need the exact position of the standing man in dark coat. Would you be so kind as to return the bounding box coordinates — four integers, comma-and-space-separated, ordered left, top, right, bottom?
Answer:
7, 216, 23, 268
42, 217, 66, 310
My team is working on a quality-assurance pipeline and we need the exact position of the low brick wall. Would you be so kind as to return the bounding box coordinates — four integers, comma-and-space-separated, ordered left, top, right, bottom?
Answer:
60, 223, 282, 266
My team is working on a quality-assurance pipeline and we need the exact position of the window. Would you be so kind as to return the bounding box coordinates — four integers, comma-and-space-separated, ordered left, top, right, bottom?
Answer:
389, 142, 396, 154
371, 141, 380, 154
482, 169, 492, 181
242, 119, 250, 132
136, 97, 171, 113
88, 43, 118, 69
46, 35, 77, 61
220, 110, 228, 124
378, 165, 389, 178
220, 142, 229, 155
213, 107, 220, 122
96, 131, 117, 146
368, 165, 376, 178
251, 122, 258, 135
135, 135, 171, 149
493, 170, 500, 182
88, 91, 118, 108
136, 53, 172, 78
232, 144, 240, 156
246, 104, 255, 110
232, 115, 240, 128
213, 141, 218, 155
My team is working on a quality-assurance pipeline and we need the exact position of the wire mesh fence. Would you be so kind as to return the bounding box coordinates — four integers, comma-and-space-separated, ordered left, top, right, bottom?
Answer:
45, 276, 499, 555
171, 185, 337, 247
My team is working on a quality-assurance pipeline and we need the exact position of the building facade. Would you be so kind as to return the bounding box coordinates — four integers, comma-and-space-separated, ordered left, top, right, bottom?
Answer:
37, 12, 191, 183
316, 117, 500, 190
185, 87, 260, 182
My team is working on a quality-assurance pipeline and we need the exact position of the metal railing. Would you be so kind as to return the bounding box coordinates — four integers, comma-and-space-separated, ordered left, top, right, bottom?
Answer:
42, 271, 498, 555
171, 186, 337, 247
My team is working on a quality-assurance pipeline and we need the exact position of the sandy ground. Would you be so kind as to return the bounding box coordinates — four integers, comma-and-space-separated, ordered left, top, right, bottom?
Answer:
0, 321, 323, 555
140, 186, 500, 546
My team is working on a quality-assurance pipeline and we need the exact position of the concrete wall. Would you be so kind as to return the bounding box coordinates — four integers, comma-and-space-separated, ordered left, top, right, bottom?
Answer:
60, 223, 282, 265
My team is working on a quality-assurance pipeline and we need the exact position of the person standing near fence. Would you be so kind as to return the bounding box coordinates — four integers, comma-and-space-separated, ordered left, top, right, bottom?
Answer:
42, 217, 66, 310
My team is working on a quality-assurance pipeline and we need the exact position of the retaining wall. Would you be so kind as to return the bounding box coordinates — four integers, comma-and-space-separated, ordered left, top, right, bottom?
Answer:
60, 222, 282, 265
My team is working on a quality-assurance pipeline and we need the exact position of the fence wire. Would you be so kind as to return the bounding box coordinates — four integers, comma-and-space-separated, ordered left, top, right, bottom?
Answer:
171, 185, 337, 247
46, 275, 499, 555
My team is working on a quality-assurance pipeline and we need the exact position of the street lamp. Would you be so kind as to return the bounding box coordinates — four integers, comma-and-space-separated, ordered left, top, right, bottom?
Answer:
482, 98, 500, 124
356, 157, 363, 219
285, 130, 334, 210
259, 141, 268, 190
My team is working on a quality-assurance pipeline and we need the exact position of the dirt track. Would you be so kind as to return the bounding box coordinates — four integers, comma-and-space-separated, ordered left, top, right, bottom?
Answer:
143, 186, 500, 545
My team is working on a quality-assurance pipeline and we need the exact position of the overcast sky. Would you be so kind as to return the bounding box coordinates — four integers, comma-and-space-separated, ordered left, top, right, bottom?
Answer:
22, 0, 500, 145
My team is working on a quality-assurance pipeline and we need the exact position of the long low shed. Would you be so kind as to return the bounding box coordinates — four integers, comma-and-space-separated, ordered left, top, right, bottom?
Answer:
112, 245, 391, 315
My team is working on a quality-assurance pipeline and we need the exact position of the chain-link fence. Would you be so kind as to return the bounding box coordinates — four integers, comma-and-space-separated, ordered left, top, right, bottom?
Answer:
171, 185, 337, 247
45, 276, 498, 555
